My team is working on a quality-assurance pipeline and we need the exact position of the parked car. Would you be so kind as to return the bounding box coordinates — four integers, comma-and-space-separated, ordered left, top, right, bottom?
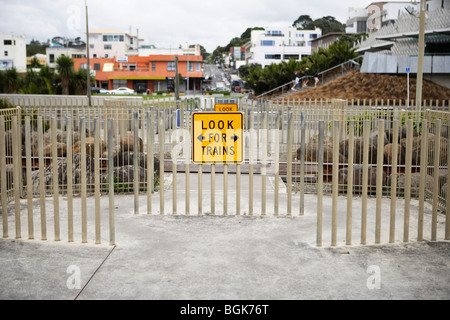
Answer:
90, 87, 101, 94
99, 88, 109, 94
109, 87, 135, 95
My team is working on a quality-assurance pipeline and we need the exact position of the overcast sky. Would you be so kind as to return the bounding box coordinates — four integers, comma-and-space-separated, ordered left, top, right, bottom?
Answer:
0, 0, 373, 52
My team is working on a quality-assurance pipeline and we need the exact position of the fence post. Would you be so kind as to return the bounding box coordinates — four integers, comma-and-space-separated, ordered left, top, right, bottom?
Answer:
299, 112, 305, 216
403, 119, 413, 242
146, 111, 152, 215
331, 120, 339, 246
25, 116, 34, 240
375, 119, 384, 244
37, 116, 46, 240
108, 118, 115, 246
0, 116, 8, 238
159, 108, 165, 215
418, 119, 428, 241
389, 120, 399, 243
80, 118, 87, 243
94, 118, 101, 244
274, 114, 280, 216
51, 117, 60, 241
446, 124, 450, 240
346, 120, 354, 245
133, 112, 139, 215
287, 112, 293, 216
431, 119, 441, 241
317, 121, 324, 247
361, 119, 370, 245
66, 118, 73, 242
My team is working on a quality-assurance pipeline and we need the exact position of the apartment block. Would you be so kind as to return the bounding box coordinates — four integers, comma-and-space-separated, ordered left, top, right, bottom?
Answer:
246, 26, 322, 68
0, 33, 26, 72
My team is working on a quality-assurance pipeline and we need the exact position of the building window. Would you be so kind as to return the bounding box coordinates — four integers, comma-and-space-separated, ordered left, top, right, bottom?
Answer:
49, 54, 55, 63
4, 51, 8, 56
94, 63, 101, 71
3, 40, 12, 45
265, 54, 281, 60
113, 79, 127, 89
104, 44, 112, 50
267, 30, 283, 37
196, 62, 201, 72
260, 40, 275, 46
283, 54, 299, 60
90, 44, 94, 49
296, 33, 304, 38
309, 34, 318, 39
80, 63, 87, 69
129, 64, 136, 71
188, 62, 194, 72
152, 62, 156, 71
167, 62, 176, 71
103, 34, 125, 42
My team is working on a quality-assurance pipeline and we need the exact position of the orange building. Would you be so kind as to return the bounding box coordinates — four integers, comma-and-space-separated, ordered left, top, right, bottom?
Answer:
73, 54, 204, 93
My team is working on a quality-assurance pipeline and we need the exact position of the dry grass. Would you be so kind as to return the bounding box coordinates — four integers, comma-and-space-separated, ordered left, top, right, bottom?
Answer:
282, 71, 450, 104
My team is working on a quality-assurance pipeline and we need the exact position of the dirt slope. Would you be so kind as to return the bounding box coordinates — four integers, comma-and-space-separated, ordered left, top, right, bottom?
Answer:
283, 71, 450, 103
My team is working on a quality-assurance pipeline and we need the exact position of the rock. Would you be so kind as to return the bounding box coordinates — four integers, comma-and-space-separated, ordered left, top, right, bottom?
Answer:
120, 133, 143, 153
42, 142, 67, 158
73, 137, 107, 158
387, 172, 434, 198
338, 164, 386, 193
31, 153, 96, 190
401, 134, 448, 166
43, 128, 67, 146
383, 143, 405, 165
385, 126, 418, 144
304, 134, 346, 164
339, 137, 377, 164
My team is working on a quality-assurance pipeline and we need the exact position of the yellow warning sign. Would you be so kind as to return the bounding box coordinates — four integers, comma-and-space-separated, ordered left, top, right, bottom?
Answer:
214, 104, 238, 112
192, 112, 244, 164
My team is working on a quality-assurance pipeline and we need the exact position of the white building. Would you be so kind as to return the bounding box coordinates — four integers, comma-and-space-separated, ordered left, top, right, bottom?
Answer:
0, 33, 26, 72
347, 0, 450, 34
87, 29, 143, 59
46, 29, 144, 69
246, 26, 322, 68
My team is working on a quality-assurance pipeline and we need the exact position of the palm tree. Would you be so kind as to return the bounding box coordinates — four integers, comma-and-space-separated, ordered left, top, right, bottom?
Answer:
5, 67, 20, 93
56, 55, 74, 95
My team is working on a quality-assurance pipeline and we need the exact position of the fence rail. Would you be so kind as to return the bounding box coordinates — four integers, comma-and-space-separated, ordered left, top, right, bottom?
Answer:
0, 97, 448, 247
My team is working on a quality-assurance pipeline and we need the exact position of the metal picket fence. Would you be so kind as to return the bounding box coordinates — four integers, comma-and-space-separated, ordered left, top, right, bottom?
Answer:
0, 96, 449, 247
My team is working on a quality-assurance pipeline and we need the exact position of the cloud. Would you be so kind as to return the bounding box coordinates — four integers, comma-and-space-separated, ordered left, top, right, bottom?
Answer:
0, 0, 367, 52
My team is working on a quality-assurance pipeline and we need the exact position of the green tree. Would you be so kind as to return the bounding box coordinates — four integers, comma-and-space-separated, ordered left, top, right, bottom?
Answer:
292, 15, 313, 29
303, 16, 345, 35
29, 56, 42, 69
56, 55, 74, 95
39, 65, 57, 94
5, 67, 21, 93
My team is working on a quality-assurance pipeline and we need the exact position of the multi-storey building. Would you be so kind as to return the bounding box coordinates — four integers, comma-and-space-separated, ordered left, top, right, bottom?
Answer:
0, 33, 26, 72
346, 0, 450, 34
73, 50, 204, 94
46, 29, 143, 69
245, 26, 322, 68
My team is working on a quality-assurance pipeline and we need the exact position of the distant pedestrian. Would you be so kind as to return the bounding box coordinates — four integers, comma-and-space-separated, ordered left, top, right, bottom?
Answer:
302, 68, 310, 87
314, 71, 320, 87
291, 71, 300, 90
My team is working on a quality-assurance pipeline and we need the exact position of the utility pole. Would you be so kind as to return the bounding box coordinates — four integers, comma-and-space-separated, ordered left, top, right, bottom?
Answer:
415, 0, 426, 127
186, 42, 190, 97
85, 0, 92, 106
175, 56, 180, 100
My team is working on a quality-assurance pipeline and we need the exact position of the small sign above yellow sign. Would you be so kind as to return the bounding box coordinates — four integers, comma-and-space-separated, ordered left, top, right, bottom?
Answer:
192, 112, 244, 164
214, 104, 238, 112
